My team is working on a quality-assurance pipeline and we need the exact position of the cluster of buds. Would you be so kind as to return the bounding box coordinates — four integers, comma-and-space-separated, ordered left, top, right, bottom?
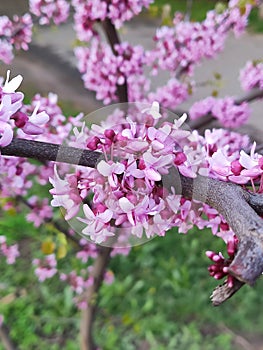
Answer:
206, 235, 239, 287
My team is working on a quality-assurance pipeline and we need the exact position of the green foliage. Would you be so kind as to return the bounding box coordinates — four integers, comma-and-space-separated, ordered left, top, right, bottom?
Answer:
96, 229, 263, 349
151, 0, 227, 22
1, 208, 263, 349
151, 0, 263, 33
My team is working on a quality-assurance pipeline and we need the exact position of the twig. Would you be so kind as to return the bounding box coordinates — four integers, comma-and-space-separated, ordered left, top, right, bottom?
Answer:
16, 195, 82, 247
188, 88, 263, 131
0, 324, 19, 350
219, 324, 254, 350
80, 246, 112, 350
101, 18, 128, 103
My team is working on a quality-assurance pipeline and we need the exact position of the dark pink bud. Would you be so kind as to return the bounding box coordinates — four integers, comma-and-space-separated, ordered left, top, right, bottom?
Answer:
104, 129, 115, 141
138, 159, 146, 170
220, 222, 229, 231
174, 152, 187, 166
259, 157, 263, 170
230, 160, 243, 175
214, 272, 225, 280
206, 251, 215, 259
12, 111, 28, 128
16, 165, 23, 176
227, 239, 236, 257
87, 136, 100, 150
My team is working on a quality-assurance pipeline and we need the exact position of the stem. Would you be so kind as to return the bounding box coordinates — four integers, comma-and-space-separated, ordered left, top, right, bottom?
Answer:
80, 246, 112, 350
0, 324, 19, 350
101, 18, 129, 103
188, 88, 263, 131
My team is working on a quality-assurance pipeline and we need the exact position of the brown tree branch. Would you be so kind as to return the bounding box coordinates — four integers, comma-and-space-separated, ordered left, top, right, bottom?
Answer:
80, 246, 112, 350
187, 88, 263, 130
177, 174, 263, 304
0, 323, 19, 350
101, 18, 129, 103
2, 138, 263, 306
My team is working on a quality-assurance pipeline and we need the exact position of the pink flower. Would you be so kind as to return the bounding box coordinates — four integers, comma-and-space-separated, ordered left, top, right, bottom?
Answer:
80, 204, 114, 244
97, 160, 125, 188
33, 254, 57, 282
21, 101, 49, 135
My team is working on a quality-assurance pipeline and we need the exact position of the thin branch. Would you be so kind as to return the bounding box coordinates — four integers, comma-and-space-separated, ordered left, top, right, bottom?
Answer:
101, 18, 128, 103
211, 280, 245, 307
235, 88, 263, 105
16, 195, 82, 247
0, 324, 19, 350
188, 88, 263, 130
80, 246, 112, 350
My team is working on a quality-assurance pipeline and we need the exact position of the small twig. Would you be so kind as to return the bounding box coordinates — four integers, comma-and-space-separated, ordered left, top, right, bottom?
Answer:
219, 324, 254, 350
211, 280, 245, 306
80, 246, 112, 350
0, 323, 19, 350
101, 18, 128, 103
185, 0, 193, 21
188, 88, 263, 131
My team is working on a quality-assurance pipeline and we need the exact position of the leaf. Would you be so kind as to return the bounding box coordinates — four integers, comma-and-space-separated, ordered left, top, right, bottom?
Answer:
57, 244, 67, 259
41, 240, 55, 255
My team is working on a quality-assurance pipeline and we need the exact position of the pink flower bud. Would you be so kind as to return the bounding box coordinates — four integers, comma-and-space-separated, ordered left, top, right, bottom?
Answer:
12, 111, 28, 128
174, 152, 187, 166
138, 159, 146, 170
87, 136, 100, 150
220, 222, 229, 231
104, 129, 115, 141
231, 160, 243, 175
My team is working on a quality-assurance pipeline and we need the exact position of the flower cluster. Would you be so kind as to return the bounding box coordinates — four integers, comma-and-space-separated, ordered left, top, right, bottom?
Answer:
239, 60, 263, 91
189, 96, 250, 128
49, 102, 260, 246
0, 71, 50, 147
209, 142, 263, 188
148, 78, 189, 109
148, 1, 253, 76
72, 0, 153, 42
0, 236, 20, 265
75, 39, 146, 104
29, 0, 70, 25
33, 254, 57, 282
206, 235, 238, 288
0, 14, 32, 64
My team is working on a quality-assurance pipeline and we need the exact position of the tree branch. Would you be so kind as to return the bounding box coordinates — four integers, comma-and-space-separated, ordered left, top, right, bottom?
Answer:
2, 138, 263, 305
80, 246, 112, 350
188, 88, 263, 130
176, 174, 263, 304
1, 138, 101, 167
101, 18, 128, 103
0, 323, 19, 350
